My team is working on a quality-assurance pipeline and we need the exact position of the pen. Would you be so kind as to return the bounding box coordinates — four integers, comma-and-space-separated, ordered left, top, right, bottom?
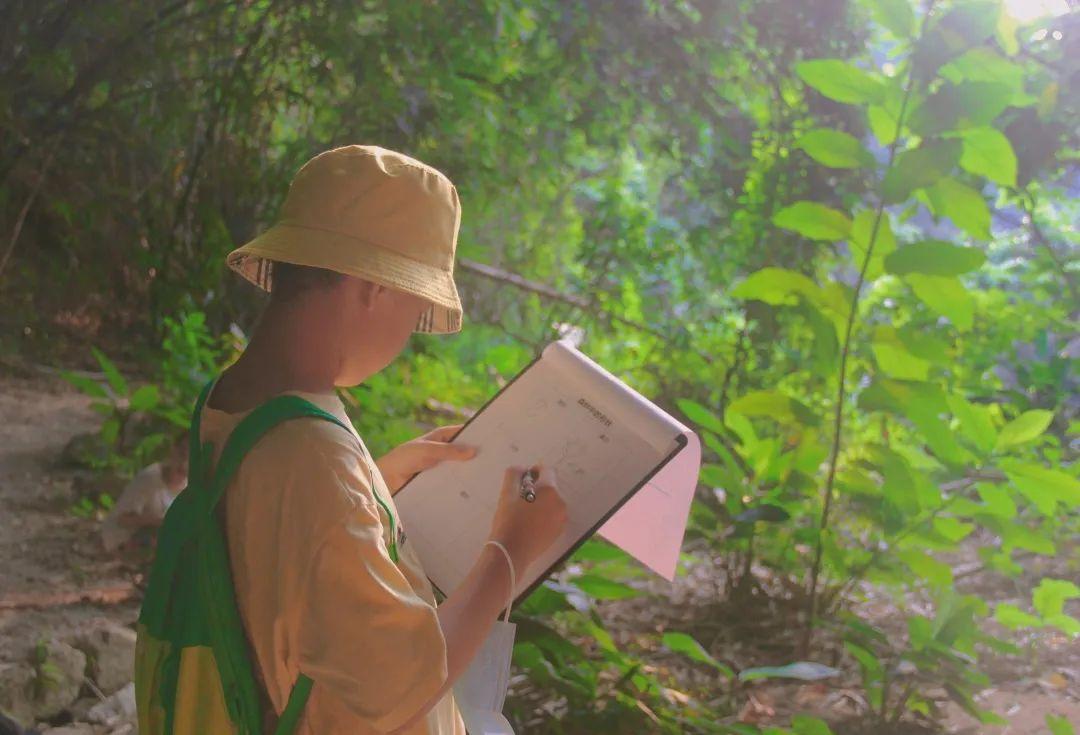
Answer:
519, 467, 538, 502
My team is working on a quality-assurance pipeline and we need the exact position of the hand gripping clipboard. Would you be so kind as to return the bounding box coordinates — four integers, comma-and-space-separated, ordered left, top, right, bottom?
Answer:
393, 338, 702, 610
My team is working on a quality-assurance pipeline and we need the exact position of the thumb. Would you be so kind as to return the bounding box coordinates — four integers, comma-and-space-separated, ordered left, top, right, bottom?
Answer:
423, 440, 478, 460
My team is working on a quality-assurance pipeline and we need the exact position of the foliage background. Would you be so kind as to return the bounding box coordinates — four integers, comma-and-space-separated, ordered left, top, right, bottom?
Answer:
1, 0, 1077, 732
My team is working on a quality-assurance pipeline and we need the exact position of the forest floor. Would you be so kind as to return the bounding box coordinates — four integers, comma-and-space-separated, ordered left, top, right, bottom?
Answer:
0, 369, 1077, 734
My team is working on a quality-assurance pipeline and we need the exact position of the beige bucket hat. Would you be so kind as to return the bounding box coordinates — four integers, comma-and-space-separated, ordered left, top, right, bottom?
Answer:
227, 144, 464, 333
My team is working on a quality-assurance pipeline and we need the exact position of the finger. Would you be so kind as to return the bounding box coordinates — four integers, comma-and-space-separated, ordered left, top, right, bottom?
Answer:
533, 464, 558, 491
424, 424, 465, 442
503, 465, 527, 488
420, 440, 477, 460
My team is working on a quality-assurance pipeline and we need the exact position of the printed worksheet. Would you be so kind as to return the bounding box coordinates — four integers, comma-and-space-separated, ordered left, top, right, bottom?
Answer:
395, 339, 686, 602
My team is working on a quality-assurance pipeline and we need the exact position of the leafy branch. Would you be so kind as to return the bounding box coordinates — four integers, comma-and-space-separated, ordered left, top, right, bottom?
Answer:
802, 0, 938, 653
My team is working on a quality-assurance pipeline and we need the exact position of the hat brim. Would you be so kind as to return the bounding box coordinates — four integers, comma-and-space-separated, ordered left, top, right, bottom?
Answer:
227, 222, 463, 334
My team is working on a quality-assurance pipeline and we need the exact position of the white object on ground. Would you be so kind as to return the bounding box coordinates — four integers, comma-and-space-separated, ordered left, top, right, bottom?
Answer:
100, 463, 177, 551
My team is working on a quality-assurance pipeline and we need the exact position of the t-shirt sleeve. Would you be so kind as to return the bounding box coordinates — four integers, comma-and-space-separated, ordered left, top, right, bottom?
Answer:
292, 435, 449, 733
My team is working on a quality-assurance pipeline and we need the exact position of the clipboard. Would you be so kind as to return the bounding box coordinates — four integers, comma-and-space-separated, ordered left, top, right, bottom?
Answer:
393, 338, 700, 609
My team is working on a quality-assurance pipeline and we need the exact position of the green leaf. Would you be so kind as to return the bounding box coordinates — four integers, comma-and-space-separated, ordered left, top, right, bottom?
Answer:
994, 603, 1041, 629
848, 210, 896, 281
792, 714, 834, 735
863, 379, 973, 465
729, 390, 820, 427
844, 640, 884, 710
730, 267, 819, 306
572, 538, 631, 564
899, 325, 951, 361
947, 396, 997, 455
91, 347, 127, 396
100, 417, 121, 447
795, 59, 884, 104
129, 384, 160, 412
940, 49, 1027, 103
882, 140, 963, 203
922, 178, 992, 240
898, 548, 953, 587
996, 10, 1020, 56
676, 399, 726, 435
662, 632, 734, 677
725, 410, 759, 450
908, 82, 1013, 136
975, 483, 1016, 519
773, 202, 852, 241
1001, 523, 1055, 555
867, 104, 898, 145
995, 410, 1054, 450
737, 661, 841, 682
86, 81, 110, 110
572, 574, 639, 600
871, 326, 931, 380
795, 128, 873, 168
844, 640, 884, 678
913, 2, 999, 79
1045, 614, 1080, 636
60, 371, 109, 399
1047, 715, 1076, 735
868, 0, 915, 37
905, 274, 974, 331
939, 47, 1017, 85
999, 459, 1080, 515
875, 447, 921, 516
959, 127, 1018, 187
886, 241, 986, 276
1032, 579, 1080, 619
933, 516, 974, 543
800, 302, 839, 376
1037, 82, 1059, 118
518, 584, 571, 616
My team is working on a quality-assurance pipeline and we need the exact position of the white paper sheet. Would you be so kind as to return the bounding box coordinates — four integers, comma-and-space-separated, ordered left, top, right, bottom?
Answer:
394, 339, 701, 599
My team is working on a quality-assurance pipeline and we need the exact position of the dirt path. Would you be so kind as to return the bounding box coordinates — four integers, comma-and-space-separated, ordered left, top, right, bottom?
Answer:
0, 372, 141, 668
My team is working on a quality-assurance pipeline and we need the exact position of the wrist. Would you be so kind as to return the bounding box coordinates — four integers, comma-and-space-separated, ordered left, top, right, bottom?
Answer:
483, 540, 516, 618
489, 532, 527, 573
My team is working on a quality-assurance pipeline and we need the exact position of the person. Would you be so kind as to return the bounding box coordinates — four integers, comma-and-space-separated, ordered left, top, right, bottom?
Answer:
200, 144, 568, 734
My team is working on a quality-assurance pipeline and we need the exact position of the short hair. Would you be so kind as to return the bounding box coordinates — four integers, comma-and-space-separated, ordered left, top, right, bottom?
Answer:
269, 261, 348, 302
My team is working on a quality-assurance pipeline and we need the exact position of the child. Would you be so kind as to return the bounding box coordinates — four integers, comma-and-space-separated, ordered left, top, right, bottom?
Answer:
192, 145, 567, 734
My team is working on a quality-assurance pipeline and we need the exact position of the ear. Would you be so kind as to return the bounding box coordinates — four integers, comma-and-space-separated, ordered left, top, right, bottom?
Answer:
352, 278, 385, 310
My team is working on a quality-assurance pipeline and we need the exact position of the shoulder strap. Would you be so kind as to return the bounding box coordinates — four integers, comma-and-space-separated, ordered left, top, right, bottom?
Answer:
188, 378, 216, 471
204, 394, 353, 511
197, 392, 392, 735
273, 674, 313, 735
202, 393, 399, 563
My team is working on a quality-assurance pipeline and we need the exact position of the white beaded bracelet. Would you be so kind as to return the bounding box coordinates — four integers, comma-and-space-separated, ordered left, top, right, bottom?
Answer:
483, 540, 516, 622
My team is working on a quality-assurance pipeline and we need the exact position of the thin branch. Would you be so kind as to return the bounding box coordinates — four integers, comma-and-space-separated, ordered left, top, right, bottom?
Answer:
0, 146, 57, 285
458, 257, 719, 366
1023, 194, 1079, 305
802, 2, 936, 654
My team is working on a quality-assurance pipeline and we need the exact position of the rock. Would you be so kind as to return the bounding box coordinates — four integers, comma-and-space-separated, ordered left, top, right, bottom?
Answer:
41, 725, 94, 735
86, 683, 134, 728
72, 624, 135, 694
27, 640, 86, 720
0, 662, 35, 728
67, 697, 98, 722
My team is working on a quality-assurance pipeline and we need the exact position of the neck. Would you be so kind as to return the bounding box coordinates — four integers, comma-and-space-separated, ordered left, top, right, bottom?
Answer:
212, 298, 341, 411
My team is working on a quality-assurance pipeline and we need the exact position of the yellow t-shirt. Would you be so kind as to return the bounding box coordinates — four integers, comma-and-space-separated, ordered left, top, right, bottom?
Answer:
200, 387, 466, 735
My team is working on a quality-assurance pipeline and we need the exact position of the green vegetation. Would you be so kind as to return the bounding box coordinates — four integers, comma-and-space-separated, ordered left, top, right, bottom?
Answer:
2, 0, 1076, 732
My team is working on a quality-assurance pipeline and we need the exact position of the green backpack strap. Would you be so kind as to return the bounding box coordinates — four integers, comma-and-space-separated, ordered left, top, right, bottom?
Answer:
195, 392, 395, 735
138, 378, 218, 633
273, 674, 313, 735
